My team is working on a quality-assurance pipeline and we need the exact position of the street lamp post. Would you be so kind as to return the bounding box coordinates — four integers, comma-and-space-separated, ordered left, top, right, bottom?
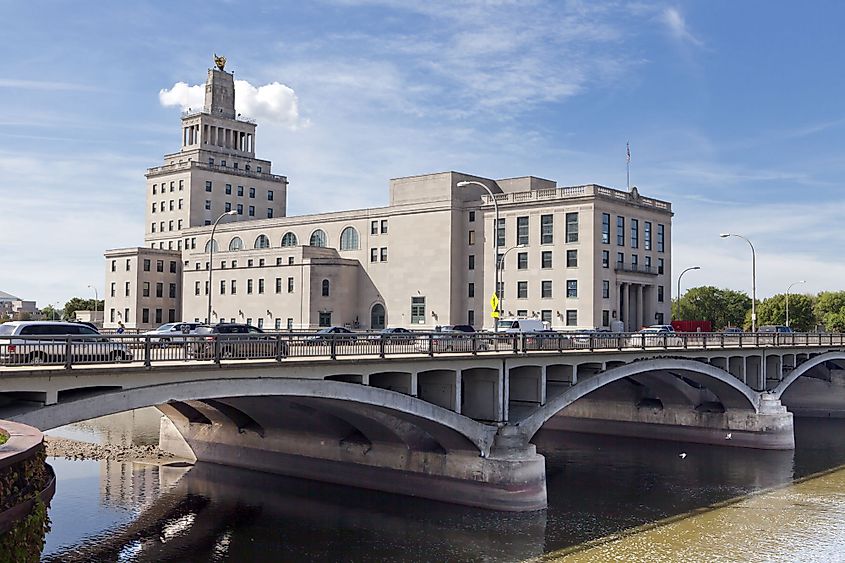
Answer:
675, 266, 701, 321
457, 181, 500, 331
208, 210, 237, 324
497, 244, 528, 320
87, 284, 99, 326
720, 233, 757, 332
786, 280, 806, 328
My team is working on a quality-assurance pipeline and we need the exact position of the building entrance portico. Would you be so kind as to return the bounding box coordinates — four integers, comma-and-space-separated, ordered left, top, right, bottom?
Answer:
618, 281, 659, 331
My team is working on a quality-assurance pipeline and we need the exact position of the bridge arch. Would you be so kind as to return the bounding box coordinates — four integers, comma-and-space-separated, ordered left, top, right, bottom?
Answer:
516, 358, 761, 439
772, 351, 845, 398
10, 378, 498, 456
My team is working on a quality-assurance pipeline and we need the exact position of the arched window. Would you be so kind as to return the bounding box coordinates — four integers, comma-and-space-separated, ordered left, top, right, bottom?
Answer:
322, 279, 330, 297
370, 303, 385, 329
281, 232, 298, 247
204, 239, 218, 253
254, 234, 270, 249
228, 237, 243, 251
340, 227, 359, 251
310, 229, 327, 248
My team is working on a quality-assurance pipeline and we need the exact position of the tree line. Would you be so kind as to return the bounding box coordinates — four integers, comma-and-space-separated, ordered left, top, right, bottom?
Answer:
677, 287, 845, 332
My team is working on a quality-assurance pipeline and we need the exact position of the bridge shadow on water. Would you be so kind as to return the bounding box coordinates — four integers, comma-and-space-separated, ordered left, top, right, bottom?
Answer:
42, 418, 845, 562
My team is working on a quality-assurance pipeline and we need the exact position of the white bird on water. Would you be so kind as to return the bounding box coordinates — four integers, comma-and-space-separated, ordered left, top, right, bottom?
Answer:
725, 433, 733, 440
679, 452, 687, 459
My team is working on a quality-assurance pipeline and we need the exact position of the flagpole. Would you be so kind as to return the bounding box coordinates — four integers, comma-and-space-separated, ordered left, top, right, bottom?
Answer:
626, 142, 631, 190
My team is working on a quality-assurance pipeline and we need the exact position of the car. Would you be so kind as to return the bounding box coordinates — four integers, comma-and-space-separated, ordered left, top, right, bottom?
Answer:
723, 327, 743, 334
379, 327, 415, 344
639, 324, 676, 333
190, 323, 285, 359
143, 322, 205, 344
415, 328, 489, 353
0, 321, 133, 365
495, 318, 546, 333
304, 326, 358, 345
758, 325, 793, 333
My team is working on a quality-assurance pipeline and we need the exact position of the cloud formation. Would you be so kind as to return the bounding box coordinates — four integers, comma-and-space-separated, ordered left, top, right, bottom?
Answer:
660, 7, 703, 47
159, 80, 306, 129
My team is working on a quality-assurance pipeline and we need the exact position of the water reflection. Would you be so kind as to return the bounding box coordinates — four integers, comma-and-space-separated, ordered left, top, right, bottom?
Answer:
41, 415, 845, 561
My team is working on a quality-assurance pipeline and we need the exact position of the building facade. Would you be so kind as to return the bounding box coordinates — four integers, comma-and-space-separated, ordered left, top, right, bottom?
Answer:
104, 62, 673, 331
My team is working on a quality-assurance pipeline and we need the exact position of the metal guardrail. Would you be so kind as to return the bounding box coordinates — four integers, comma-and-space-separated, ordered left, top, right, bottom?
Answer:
0, 332, 843, 370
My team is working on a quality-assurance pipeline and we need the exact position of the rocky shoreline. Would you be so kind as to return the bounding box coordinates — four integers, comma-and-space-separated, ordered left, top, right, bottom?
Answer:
45, 436, 185, 464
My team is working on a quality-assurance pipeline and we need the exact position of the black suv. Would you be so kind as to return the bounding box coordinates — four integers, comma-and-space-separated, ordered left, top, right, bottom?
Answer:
191, 323, 286, 359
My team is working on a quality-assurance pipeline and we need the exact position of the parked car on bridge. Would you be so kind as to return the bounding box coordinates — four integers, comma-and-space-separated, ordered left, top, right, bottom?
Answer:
0, 321, 133, 365
142, 322, 205, 344
189, 323, 285, 359
379, 327, 415, 344
758, 325, 793, 333
415, 328, 489, 353
303, 326, 358, 345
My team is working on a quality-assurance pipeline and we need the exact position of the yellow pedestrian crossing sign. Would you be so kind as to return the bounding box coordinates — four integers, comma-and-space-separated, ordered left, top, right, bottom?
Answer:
490, 294, 500, 318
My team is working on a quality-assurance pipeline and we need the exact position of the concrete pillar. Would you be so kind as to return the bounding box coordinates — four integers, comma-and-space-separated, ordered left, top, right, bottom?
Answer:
636, 284, 644, 330
619, 282, 626, 330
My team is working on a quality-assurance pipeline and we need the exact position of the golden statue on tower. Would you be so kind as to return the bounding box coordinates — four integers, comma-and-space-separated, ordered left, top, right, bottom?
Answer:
213, 54, 226, 71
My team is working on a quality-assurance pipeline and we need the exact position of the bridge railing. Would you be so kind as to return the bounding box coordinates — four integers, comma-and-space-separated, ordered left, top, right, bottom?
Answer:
1, 331, 843, 369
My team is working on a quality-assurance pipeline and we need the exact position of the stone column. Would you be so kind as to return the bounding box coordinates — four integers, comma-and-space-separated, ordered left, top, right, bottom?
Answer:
619, 282, 626, 329
636, 284, 644, 330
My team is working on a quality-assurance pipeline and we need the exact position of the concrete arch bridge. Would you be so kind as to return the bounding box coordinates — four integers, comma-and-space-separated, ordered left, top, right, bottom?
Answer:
3, 343, 844, 511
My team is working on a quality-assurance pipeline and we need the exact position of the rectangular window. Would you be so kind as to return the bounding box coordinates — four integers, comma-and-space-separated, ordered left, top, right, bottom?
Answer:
468, 282, 475, 298
381, 219, 388, 234
631, 218, 639, 249
257, 318, 263, 329
371, 221, 378, 235
167, 309, 176, 323
517, 309, 528, 318
275, 278, 282, 293
152, 202, 157, 213
275, 319, 282, 330
231, 280, 237, 294
288, 277, 294, 293
602, 280, 610, 299
632, 254, 639, 269
566, 249, 577, 268
468, 309, 475, 326
541, 251, 552, 269
142, 282, 150, 297
169, 283, 176, 299
602, 213, 611, 244
237, 186, 244, 196
205, 181, 212, 192
497, 281, 505, 300
566, 280, 578, 298
267, 190, 274, 201
237, 204, 243, 215
370, 248, 378, 262
541, 280, 552, 298
225, 184, 232, 195
247, 279, 253, 294
169, 200, 174, 211
602, 250, 610, 269
411, 296, 426, 324
380, 247, 388, 261
142, 308, 149, 324
267, 208, 273, 218
111, 260, 116, 272
497, 218, 506, 248
178, 219, 183, 230
658, 258, 665, 275
220, 280, 226, 295
617, 216, 625, 246
644, 221, 652, 250
566, 310, 578, 326
602, 310, 610, 327
617, 252, 624, 268
517, 281, 528, 299
645, 256, 652, 270
566, 212, 579, 243
469, 210, 476, 222
258, 279, 265, 294
170, 261, 177, 273
468, 230, 475, 245
179, 199, 183, 209
657, 224, 665, 253
540, 214, 553, 244
516, 216, 529, 245
179, 180, 183, 191
155, 308, 162, 324
541, 310, 552, 324
249, 187, 256, 198
151, 223, 156, 233
318, 312, 332, 327
156, 282, 163, 298
288, 257, 294, 265
468, 255, 475, 270
152, 184, 157, 195
195, 281, 200, 296
168, 220, 173, 231
225, 202, 231, 212
248, 206, 255, 217
517, 252, 528, 270
157, 260, 164, 273
658, 285, 665, 302
110, 282, 116, 298
110, 309, 115, 323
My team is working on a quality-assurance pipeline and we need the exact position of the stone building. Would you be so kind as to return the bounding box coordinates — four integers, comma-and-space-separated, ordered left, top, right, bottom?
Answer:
104, 62, 673, 332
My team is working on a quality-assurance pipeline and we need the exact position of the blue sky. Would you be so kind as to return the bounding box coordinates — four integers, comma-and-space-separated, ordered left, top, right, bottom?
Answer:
2, 0, 845, 308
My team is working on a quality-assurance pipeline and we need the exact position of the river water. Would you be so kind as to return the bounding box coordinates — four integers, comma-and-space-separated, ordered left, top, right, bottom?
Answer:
40, 411, 845, 561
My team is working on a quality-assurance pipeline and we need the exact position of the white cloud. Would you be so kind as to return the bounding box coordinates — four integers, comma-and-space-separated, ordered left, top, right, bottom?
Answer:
660, 7, 703, 47
159, 80, 306, 129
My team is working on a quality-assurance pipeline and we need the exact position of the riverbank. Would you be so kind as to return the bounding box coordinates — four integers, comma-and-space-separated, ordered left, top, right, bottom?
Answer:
44, 436, 185, 464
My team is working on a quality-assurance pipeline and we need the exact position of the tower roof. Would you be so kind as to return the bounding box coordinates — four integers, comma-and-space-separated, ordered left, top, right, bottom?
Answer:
204, 66, 236, 119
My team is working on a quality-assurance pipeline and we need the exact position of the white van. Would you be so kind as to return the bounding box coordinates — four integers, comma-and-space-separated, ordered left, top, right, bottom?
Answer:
496, 318, 546, 333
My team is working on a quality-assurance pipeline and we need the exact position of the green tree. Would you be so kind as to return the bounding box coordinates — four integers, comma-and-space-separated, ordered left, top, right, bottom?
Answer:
754, 293, 815, 332
814, 291, 845, 332
61, 298, 103, 321
39, 305, 61, 321
677, 286, 751, 330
